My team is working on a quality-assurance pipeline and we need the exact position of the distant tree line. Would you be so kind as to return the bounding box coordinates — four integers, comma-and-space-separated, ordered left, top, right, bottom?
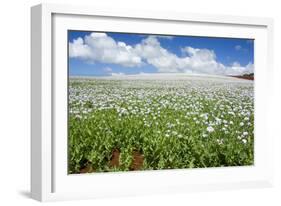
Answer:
242, 73, 254, 77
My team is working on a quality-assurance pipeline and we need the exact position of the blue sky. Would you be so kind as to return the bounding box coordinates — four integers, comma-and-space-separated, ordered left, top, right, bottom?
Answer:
68, 30, 254, 76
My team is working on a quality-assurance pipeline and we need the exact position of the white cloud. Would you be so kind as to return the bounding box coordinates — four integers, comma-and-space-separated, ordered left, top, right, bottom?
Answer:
235, 45, 242, 50
153, 35, 174, 39
231, 61, 241, 67
90, 33, 107, 38
245, 62, 254, 73
69, 37, 92, 59
111, 72, 125, 76
234, 45, 249, 53
134, 36, 184, 72
224, 62, 254, 75
180, 46, 226, 74
69, 33, 254, 75
103, 67, 112, 72
69, 32, 142, 67
135, 36, 253, 75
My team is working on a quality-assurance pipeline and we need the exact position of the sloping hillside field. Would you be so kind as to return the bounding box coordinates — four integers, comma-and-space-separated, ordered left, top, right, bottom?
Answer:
68, 74, 254, 174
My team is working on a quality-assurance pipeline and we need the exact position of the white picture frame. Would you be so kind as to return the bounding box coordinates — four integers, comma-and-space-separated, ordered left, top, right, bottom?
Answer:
31, 3, 274, 202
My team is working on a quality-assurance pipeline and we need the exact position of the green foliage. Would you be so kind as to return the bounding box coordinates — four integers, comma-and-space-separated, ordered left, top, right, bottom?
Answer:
68, 78, 254, 174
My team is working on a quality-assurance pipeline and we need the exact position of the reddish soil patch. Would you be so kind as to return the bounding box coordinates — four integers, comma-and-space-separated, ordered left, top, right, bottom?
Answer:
109, 149, 120, 167
130, 150, 144, 171
80, 164, 95, 173
231, 76, 254, 80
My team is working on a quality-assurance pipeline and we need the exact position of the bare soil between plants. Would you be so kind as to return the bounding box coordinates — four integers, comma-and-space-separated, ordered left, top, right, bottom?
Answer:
79, 149, 144, 173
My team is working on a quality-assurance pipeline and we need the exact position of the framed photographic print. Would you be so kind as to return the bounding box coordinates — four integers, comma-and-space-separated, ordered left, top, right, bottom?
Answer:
31, 3, 274, 201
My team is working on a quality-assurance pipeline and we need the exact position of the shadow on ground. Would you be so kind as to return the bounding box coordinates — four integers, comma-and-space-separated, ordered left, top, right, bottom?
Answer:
18, 190, 31, 198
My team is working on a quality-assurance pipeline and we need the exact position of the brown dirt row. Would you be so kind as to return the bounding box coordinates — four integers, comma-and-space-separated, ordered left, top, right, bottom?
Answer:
79, 149, 144, 173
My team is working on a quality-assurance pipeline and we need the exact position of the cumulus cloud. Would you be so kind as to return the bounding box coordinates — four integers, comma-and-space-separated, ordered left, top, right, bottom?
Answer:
134, 36, 185, 73
69, 33, 254, 75
180, 46, 226, 74
235, 45, 242, 51
225, 62, 254, 75
69, 37, 92, 59
69, 32, 142, 67
103, 67, 112, 72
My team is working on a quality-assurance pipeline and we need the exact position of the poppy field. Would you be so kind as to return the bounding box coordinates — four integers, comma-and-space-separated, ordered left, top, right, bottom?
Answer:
68, 74, 254, 174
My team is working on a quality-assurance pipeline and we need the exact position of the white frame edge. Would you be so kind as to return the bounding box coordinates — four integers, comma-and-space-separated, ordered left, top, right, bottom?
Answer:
31, 4, 52, 201
31, 3, 274, 202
